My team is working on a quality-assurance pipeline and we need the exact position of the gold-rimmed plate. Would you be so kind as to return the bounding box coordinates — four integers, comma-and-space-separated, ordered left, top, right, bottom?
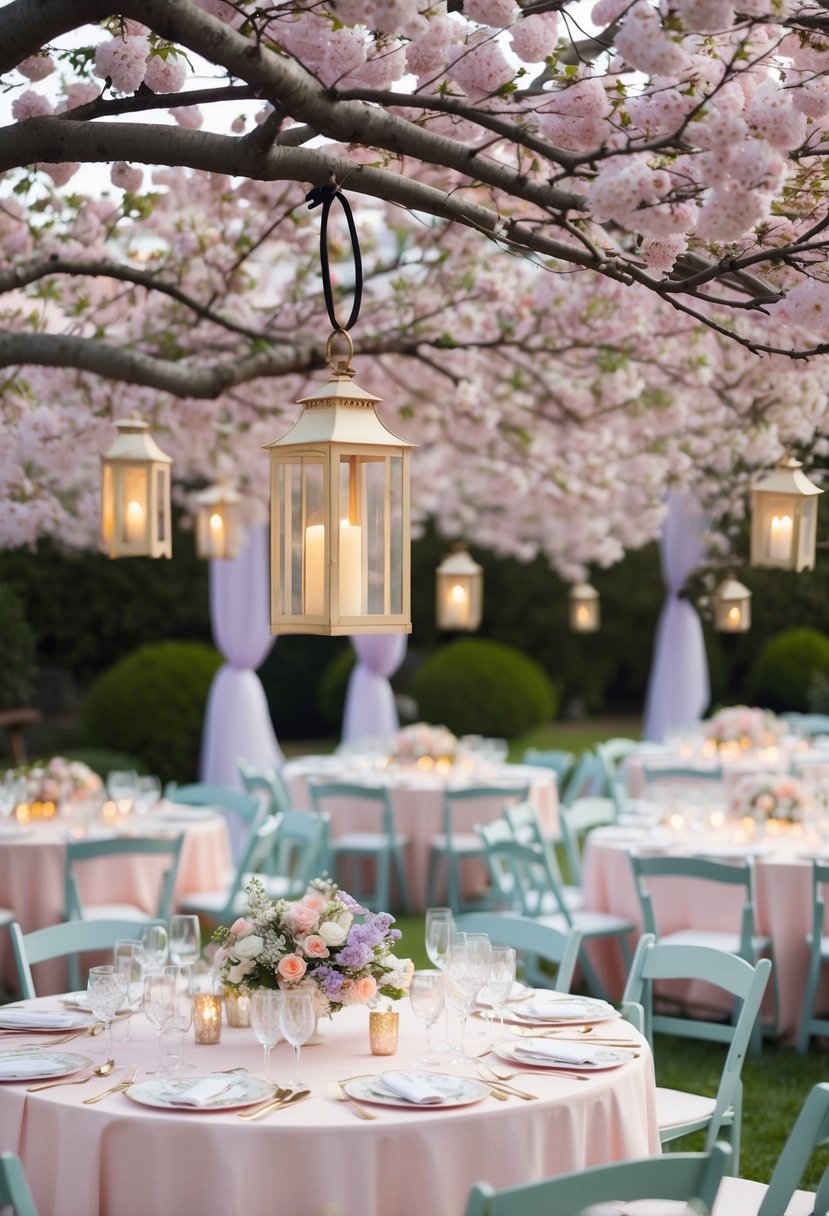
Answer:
343, 1072, 489, 1109
126, 1074, 275, 1112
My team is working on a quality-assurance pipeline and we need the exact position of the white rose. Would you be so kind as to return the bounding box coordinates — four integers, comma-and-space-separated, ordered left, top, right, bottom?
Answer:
382, 956, 414, 991
233, 934, 264, 961
226, 960, 254, 984
318, 921, 348, 947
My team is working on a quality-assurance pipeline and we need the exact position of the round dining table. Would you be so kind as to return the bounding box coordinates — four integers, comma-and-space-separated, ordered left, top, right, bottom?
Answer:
283, 758, 558, 913
0, 994, 658, 1216
0, 807, 231, 995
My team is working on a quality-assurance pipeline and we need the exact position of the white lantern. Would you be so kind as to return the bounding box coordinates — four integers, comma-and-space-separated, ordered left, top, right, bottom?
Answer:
713, 577, 751, 633
100, 417, 172, 559
194, 484, 242, 560
569, 582, 600, 632
436, 545, 483, 632
750, 455, 823, 572
265, 333, 412, 636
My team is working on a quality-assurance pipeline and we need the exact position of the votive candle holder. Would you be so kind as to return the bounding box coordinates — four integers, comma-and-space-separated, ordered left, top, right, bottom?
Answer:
224, 987, 251, 1028
369, 1009, 399, 1056
193, 993, 222, 1044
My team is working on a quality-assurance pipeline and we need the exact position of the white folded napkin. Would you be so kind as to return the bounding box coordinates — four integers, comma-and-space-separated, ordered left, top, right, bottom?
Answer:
0, 1055, 55, 1078
379, 1071, 445, 1105
513, 1038, 605, 1065
519, 999, 606, 1021
0, 1010, 81, 1029
171, 1076, 237, 1106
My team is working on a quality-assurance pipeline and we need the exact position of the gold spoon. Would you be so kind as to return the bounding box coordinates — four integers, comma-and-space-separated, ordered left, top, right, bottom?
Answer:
27, 1059, 116, 1092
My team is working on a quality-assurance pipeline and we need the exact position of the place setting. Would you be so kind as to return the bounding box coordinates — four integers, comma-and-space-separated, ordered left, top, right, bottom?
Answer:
332, 1070, 490, 1113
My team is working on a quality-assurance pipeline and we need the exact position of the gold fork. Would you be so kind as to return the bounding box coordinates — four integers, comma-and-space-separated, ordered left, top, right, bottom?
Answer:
328, 1080, 377, 1120
238, 1087, 310, 1120
83, 1064, 139, 1104
483, 1063, 591, 1083
476, 1064, 538, 1100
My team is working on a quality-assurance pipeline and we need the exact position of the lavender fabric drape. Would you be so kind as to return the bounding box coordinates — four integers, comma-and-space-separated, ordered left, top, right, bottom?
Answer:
643, 492, 711, 742
200, 525, 283, 786
341, 635, 407, 743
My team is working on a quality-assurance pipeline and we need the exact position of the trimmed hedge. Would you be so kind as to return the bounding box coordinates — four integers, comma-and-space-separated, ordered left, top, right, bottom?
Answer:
410, 638, 557, 739
745, 627, 829, 712
81, 641, 222, 784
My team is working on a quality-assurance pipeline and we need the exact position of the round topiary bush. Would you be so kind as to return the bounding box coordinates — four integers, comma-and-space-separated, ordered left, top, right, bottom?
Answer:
745, 627, 829, 713
81, 641, 222, 784
0, 585, 36, 710
409, 638, 558, 739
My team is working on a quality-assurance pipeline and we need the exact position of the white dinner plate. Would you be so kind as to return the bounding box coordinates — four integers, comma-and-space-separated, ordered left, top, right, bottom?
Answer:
494, 1040, 634, 1071
126, 1074, 275, 1111
344, 1072, 489, 1109
0, 1009, 94, 1032
505, 995, 618, 1025
0, 1049, 93, 1080
155, 808, 217, 823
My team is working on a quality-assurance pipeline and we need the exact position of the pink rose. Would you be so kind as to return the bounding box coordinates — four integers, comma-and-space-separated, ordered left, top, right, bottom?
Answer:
301, 891, 327, 913
352, 976, 377, 1004
287, 903, 319, 935
303, 935, 330, 958
230, 917, 253, 938
277, 954, 307, 982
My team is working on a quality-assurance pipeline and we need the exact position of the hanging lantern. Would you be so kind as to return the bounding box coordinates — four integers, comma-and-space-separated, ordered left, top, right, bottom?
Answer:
713, 576, 751, 633
569, 582, 600, 632
750, 455, 823, 572
436, 544, 483, 632
194, 483, 242, 560
100, 416, 172, 559
265, 331, 412, 636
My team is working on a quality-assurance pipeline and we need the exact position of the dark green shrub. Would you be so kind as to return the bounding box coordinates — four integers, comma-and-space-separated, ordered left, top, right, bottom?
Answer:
0, 585, 36, 709
81, 641, 222, 784
745, 627, 829, 712
409, 638, 557, 738
317, 648, 357, 729
260, 636, 349, 740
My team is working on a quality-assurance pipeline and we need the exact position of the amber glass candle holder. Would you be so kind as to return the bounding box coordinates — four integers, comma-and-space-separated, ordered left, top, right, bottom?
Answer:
223, 987, 251, 1028
369, 1009, 399, 1056
193, 993, 222, 1044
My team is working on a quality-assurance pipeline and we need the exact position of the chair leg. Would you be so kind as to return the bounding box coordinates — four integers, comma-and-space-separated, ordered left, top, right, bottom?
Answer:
798, 939, 824, 1053
426, 848, 442, 910
392, 845, 412, 914
577, 941, 615, 1003
446, 851, 460, 916
374, 851, 391, 916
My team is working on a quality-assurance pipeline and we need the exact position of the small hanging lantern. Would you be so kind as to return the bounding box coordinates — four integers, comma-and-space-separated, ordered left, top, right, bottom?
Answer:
750, 455, 823, 572
100, 416, 172, 559
436, 544, 483, 632
712, 576, 751, 633
265, 330, 412, 636
194, 483, 242, 560
569, 582, 600, 632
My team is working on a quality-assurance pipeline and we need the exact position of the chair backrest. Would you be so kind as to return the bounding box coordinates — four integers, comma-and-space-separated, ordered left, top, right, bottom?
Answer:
455, 912, 582, 993
561, 751, 607, 805
0, 1152, 38, 1216
64, 834, 184, 923
621, 935, 771, 1150
476, 829, 571, 922
559, 796, 616, 884
307, 781, 394, 833
164, 782, 264, 863
503, 800, 570, 888
442, 785, 530, 846
641, 764, 724, 784
755, 1083, 829, 1216
238, 761, 293, 817
10, 917, 166, 1000
464, 1143, 731, 1216
792, 713, 829, 737
629, 853, 757, 967
263, 809, 329, 897
520, 748, 575, 787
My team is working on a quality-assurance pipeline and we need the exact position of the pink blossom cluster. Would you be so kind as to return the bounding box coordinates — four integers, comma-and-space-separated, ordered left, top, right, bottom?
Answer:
94, 34, 149, 94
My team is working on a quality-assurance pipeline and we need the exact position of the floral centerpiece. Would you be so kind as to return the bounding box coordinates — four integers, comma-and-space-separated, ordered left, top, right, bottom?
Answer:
703, 706, 783, 750
212, 876, 412, 1021
729, 774, 808, 824
391, 721, 458, 763
17, 757, 102, 806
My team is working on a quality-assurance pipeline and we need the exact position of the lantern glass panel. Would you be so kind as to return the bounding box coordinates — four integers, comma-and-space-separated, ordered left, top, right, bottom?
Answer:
121, 466, 149, 546
302, 462, 325, 617
800, 498, 817, 567
156, 468, 168, 544
759, 493, 795, 564
389, 456, 403, 617
364, 458, 387, 617
101, 464, 114, 545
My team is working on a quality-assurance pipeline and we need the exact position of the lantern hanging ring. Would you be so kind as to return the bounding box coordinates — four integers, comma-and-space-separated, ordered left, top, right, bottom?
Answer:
306, 184, 364, 351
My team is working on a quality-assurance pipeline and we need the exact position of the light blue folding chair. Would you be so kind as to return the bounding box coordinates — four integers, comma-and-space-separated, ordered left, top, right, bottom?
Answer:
455, 911, 582, 993
798, 860, 829, 1052
163, 782, 264, 864
426, 784, 530, 915
465, 1142, 731, 1216
308, 782, 411, 913
520, 748, 575, 790
10, 917, 166, 1000
238, 761, 294, 817
0, 1152, 38, 1216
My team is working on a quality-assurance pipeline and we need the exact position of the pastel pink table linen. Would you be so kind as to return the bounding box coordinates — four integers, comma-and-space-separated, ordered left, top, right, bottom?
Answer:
581, 827, 829, 1044
0, 998, 659, 1216
0, 810, 231, 995
283, 759, 558, 912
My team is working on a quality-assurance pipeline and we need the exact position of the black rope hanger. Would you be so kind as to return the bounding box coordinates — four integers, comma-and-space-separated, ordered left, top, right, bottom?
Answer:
306, 185, 363, 335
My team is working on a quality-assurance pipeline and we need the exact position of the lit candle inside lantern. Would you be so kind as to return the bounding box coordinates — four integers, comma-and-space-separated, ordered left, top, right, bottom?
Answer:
727, 605, 741, 627
208, 511, 224, 558
576, 604, 591, 628
124, 499, 145, 543
339, 521, 362, 617
444, 583, 469, 628
769, 513, 793, 561
305, 523, 325, 616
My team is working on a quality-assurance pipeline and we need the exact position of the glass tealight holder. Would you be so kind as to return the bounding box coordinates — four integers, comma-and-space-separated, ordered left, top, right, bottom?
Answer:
369, 1009, 399, 1056
224, 987, 251, 1028
193, 993, 222, 1044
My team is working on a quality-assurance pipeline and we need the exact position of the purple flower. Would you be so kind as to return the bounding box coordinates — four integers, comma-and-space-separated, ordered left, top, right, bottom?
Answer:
337, 943, 373, 969
337, 890, 367, 914
316, 967, 345, 997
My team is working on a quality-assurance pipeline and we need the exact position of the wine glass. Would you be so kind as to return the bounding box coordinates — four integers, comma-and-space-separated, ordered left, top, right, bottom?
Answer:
161, 964, 195, 1072
424, 908, 454, 1055
445, 932, 491, 1060
106, 770, 138, 814
87, 964, 129, 1058
143, 970, 176, 1074
133, 775, 161, 816
409, 969, 445, 1066
478, 945, 517, 1042
169, 914, 201, 987
250, 990, 282, 1083
139, 924, 168, 975
279, 991, 315, 1091
113, 939, 144, 1038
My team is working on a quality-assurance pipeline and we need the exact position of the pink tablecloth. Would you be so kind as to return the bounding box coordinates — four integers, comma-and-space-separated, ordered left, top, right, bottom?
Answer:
284, 760, 558, 912
0, 811, 232, 995
0, 997, 658, 1216
581, 827, 828, 1044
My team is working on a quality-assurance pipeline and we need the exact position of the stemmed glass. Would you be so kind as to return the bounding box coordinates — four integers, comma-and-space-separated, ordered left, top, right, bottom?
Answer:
106, 770, 138, 814
279, 991, 316, 1091
478, 946, 517, 1043
114, 939, 144, 1011
444, 932, 492, 1061
409, 969, 445, 1066
169, 914, 201, 991
139, 924, 169, 975
143, 970, 176, 1074
161, 964, 194, 1072
87, 965, 129, 1058
250, 990, 282, 1083
133, 775, 162, 816
0, 772, 24, 821
424, 908, 455, 1055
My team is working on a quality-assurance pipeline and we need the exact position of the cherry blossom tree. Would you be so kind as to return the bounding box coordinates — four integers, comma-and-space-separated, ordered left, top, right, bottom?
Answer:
0, 0, 828, 573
